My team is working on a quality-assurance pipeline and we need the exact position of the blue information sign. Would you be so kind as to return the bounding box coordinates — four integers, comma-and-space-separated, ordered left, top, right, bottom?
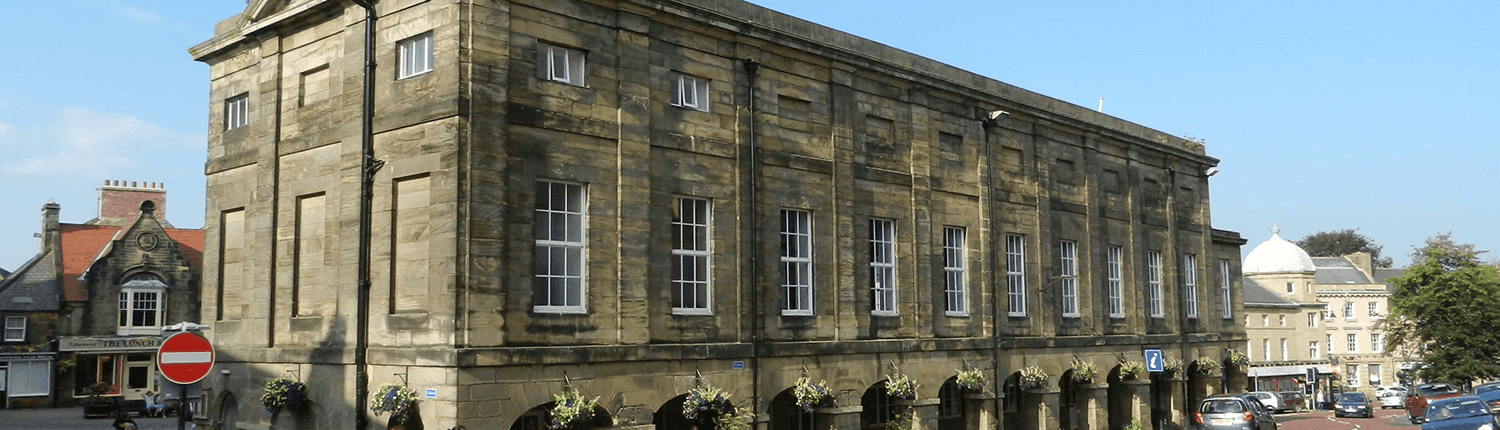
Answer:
1144, 349, 1165, 372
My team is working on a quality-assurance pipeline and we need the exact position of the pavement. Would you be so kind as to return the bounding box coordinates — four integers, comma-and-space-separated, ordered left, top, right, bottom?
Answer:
1274, 407, 1417, 430
0, 407, 202, 430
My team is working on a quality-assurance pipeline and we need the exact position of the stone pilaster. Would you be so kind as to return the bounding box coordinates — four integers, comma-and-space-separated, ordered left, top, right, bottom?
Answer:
964, 392, 998, 430
815, 406, 861, 430
1079, 384, 1109, 430
1023, 388, 1061, 430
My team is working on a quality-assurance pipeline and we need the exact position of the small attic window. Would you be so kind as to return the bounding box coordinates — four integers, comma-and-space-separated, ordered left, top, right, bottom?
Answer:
140, 200, 156, 213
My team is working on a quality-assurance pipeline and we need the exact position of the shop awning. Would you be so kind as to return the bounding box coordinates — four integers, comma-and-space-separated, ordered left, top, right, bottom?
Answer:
1249, 364, 1333, 377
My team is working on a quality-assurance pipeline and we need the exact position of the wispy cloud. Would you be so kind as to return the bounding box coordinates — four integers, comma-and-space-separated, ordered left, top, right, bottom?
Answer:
106, 0, 162, 23
1, 106, 197, 177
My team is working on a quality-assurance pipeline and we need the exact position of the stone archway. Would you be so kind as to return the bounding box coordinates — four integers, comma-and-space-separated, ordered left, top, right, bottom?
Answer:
510, 400, 612, 430
1002, 372, 1023, 430
769, 388, 815, 430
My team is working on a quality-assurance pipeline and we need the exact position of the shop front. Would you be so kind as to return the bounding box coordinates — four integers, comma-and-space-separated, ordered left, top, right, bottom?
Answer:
58, 335, 161, 406
1, 352, 56, 408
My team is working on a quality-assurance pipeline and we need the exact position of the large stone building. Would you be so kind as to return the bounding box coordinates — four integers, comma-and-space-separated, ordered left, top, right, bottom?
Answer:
0, 181, 203, 408
1241, 229, 1406, 404
189, 0, 1247, 429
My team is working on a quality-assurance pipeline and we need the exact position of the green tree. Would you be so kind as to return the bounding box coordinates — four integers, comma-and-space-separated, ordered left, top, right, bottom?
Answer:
1295, 229, 1393, 268
1385, 233, 1500, 384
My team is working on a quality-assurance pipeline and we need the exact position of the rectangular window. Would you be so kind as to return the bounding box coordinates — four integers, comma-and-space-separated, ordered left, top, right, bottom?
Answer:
1262, 315, 1269, 326
397, 33, 433, 79
1328, 335, 1334, 354
1344, 301, 1355, 319
224, 93, 248, 130
1147, 251, 1163, 318
1286, 282, 1294, 293
780, 209, 813, 316
1308, 312, 1318, 328
1006, 235, 1027, 317
538, 43, 586, 86
1107, 246, 1123, 318
944, 227, 968, 316
7, 359, 50, 397
672, 197, 712, 314
1368, 364, 1381, 385
1281, 338, 1289, 361
671, 73, 710, 112
3, 316, 24, 342
1263, 339, 1271, 361
869, 219, 896, 316
1310, 341, 1320, 359
1347, 333, 1358, 353
118, 290, 162, 335
1368, 301, 1380, 318
1371, 333, 1383, 353
534, 181, 586, 313
1279, 315, 1286, 326
1059, 241, 1078, 317
1347, 365, 1359, 387
1183, 254, 1198, 319
1220, 259, 1232, 319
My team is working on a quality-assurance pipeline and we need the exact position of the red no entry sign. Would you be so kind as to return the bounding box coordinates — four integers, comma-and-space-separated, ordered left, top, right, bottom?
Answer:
157, 332, 215, 384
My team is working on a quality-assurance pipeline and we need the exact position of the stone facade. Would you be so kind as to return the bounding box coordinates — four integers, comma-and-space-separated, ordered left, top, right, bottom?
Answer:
190, 0, 1246, 429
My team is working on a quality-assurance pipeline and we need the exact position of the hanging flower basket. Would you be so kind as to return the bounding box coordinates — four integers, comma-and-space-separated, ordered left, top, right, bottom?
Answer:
885, 373, 917, 401
1193, 357, 1219, 375
1070, 358, 1098, 383
370, 382, 420, 426
683, 385, 749, 430
955, 369, 985, 392
1227, 349, 1250, 366
1163, 359, 1183, 377
261, 377, 309, 414
1019, 366, 1048, 390
1118, 361, 1145, 380
548, 388, 599, 430
793, 377, 832, 412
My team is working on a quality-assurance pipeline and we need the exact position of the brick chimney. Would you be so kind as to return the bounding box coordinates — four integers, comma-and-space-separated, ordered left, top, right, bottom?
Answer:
91, 180, 167, 227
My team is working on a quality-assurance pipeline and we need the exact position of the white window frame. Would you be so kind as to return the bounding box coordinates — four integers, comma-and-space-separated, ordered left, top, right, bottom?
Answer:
1368, 364, 1381, 385
869, 219, 896, 316
7, 359, 51, 397
1308, 312, 1318, 328
1347, 333, 1358, 353
534, 181, 587, 314
671, 73, 710, 112
1310, 341, 1319, 359
1263, 339, 1271, 361
1281, 338, 1289, 361
1059, 241, 1078, 318
1344, 301, 1355, 319
944, 227, 968, 316
780, 209, 813, 316
1147, 251, 1163, 318
1005, 234, 1027, 317
1368, 301, 1380, 318
539, 43, 586, 86
1107, 246, 1123, 318
397, 32, 433, 80
3, 316, 25, 342
118, 289, 164, 335
1219, 259, 1232, 319
1346, 365, 1360, 387
1183, 254, 1198, 319
671, 197, 711, 315
1371, 333, 1383, 353
224, 93, 248, 131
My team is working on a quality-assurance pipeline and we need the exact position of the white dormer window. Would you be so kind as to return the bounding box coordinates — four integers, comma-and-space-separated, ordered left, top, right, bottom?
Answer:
671, 73, 710, 112
119, 273, 168, 335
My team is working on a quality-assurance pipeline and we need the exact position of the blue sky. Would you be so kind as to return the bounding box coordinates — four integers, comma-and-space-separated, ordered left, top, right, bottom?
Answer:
2, 1, 1496, 270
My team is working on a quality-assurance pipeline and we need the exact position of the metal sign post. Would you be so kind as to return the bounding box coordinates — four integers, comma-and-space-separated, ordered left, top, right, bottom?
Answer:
158, 325, 214, 430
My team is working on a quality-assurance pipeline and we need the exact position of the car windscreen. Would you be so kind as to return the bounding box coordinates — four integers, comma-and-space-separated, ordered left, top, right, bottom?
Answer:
1427, 399, 1490, 421
1339, 393, 1366, 402
1420, 385, 1459, 396
1200, 400, 1246, 413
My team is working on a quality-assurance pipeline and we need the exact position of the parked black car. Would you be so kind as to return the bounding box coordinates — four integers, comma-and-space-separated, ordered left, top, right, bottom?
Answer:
1335, 392, 1373, 418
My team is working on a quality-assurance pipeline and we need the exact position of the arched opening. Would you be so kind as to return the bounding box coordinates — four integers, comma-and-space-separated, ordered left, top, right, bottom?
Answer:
217, 393, 239, 430
1002, 372, 1023, 430
769, 388, 815, 430
1106, 365, 1135, 430
511, 401, 612, 430
656, 392, 741, 430
860, 380, 898, 429
936, 377, 966, 430
1059, 369, 1079, 430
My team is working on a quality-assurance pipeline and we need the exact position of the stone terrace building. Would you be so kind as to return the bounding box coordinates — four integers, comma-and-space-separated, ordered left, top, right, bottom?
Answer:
190, 1, 1247, 429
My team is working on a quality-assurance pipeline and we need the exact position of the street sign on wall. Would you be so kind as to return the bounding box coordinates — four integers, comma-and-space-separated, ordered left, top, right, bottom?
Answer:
157, 332, 215, 385
1144, 349, 1165, 372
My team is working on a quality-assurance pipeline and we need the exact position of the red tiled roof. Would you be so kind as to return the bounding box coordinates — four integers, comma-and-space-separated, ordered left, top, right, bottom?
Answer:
58, 225, 205, 303
165, 229, 204, 272
59, 225, 121, 302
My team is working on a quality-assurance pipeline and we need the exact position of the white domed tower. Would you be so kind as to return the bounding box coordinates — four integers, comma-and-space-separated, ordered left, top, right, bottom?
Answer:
1244, 227, 1318, 303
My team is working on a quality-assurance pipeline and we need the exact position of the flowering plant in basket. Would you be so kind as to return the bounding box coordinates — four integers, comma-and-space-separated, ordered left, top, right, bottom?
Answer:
261, 377, 309, 413
793, 377, 832, 412
1118, 360, 1145, 380
1019, 366, 1048, 390
884, 373, 917, 401
370, 382, 420, 426
1193, 356, 1219, 375
1227, 349, 1250, 366
683, 385, 748, 430
956, 368, 985, 392
1070, 358, 1098, 383
548, 388, 599, 429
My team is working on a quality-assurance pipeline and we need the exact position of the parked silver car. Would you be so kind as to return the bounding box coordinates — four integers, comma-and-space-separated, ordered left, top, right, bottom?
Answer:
1248, 392, 1285, 412
1379, 390, 1407, 409
1194, 395, 1278, 430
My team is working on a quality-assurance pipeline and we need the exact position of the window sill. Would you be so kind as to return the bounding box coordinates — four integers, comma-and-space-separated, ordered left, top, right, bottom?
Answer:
781, 310, 814, 317
533, 306, 587, 315
671, 309, 714, 316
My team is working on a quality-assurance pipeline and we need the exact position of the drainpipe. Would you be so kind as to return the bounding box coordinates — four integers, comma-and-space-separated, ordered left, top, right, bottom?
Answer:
741, 57, 762, 424
348, 1, 380, 430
